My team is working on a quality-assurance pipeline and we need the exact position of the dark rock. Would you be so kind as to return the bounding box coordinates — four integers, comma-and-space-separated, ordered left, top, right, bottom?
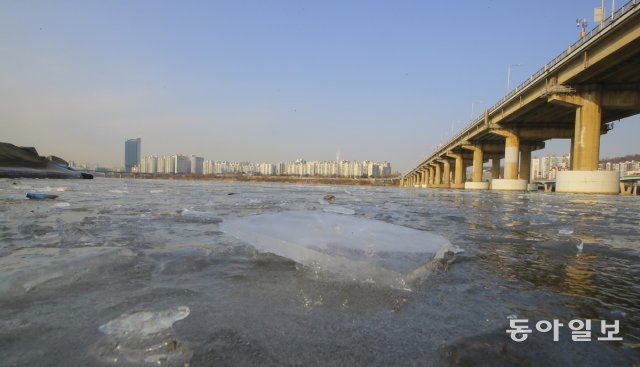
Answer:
0, 142, 92, 179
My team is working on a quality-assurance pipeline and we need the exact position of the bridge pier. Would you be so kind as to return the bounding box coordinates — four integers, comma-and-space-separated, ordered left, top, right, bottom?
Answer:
422, 168, 429, 188
424, 165, 431, 187
490, 130, 527, 191
439, 159, 451, 188
491, 157, 500, 179
433, 162, 442, 187
462, 144, 489, 190
519, 145, 538, 191
550, 88, 620, 194
446, 152, 465, 189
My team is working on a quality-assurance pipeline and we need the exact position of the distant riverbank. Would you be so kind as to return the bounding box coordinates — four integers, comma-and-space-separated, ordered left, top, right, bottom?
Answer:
98, 172, 400, 186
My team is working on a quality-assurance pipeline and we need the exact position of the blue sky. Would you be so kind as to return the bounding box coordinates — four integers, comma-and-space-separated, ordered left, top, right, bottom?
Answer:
1, 0, 637, 172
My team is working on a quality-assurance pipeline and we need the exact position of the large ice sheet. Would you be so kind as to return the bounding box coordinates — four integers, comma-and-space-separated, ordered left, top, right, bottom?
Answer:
221, 210, 459, 290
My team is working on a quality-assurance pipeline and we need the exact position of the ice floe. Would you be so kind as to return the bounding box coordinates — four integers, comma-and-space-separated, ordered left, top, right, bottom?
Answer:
221, 210, 461, 290
94, 306, 192, 365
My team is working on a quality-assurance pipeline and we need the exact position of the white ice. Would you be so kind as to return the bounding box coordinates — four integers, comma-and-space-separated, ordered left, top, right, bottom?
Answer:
221, 210, 460, 290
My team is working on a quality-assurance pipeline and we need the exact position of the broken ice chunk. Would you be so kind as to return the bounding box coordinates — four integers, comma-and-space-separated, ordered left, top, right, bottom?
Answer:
99, 306, 190, 337
94, 306, 192, 365
221, 210, 461, 290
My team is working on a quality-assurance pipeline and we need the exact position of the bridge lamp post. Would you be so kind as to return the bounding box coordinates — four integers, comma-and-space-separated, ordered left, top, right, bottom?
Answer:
576, 18, 588, 39
507, 64, 522, 93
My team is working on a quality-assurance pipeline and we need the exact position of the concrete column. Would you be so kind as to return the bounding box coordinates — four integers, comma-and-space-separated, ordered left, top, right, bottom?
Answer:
462, 163, 467, 182
570, 137, 575, 170
429, 166, 435, 186
442, 160, 451, 187
504, 133, 520, 180
472, 148, 483, 182
455, 156, 463, 183
491, 158, 501, 179
520, 146, 532, 182
549, 88, 618, 194
434, 163, 442, 187
490, 130, 527, 191
446, 153, 465, 188
572, 91, 601, 171
461, 145, 489, 189
455, 156, 463, 184
421, 169, 428, 187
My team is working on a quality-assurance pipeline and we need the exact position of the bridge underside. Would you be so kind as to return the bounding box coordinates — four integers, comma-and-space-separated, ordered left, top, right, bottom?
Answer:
402, 4, 640, 194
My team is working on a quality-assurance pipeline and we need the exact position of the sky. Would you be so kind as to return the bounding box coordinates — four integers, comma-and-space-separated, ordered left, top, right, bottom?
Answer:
1, 0, 638, 172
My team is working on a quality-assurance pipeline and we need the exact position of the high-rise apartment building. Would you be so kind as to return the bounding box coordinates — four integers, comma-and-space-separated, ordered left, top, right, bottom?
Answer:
531, 157, 541, 180
540, 154, 570, 179
190, 155, 204, 174
124, 138, 141, 172
173, 154, 191, 174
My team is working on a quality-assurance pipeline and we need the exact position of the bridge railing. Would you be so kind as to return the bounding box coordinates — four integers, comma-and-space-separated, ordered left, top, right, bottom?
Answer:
488, 0, 639, 114
406, 0, 639, 176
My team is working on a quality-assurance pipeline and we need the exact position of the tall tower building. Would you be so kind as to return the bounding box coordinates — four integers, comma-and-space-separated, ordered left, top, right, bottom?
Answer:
124, 138, 141, 172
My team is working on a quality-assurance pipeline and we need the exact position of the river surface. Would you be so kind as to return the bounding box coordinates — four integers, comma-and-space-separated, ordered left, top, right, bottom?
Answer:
0, 178, 639, 366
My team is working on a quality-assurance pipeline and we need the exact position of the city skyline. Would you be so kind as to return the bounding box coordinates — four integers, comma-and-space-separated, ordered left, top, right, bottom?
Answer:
2, 1, 639, 172
118, 137, 393, 178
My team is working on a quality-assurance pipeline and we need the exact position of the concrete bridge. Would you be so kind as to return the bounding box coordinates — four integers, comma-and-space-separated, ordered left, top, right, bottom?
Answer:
401, 0, 640, 194
620, 176, 640, 194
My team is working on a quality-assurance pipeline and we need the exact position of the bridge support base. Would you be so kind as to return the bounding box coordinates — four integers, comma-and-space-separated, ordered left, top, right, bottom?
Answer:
556, 171, 619, 194
490, 179, 528, 191
527, 183, 539, 191
450, 183, 465, 189
464, 182, 490, 190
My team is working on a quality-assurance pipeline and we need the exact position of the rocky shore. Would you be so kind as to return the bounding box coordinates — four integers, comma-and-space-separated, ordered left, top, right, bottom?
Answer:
0, 142, 92, 179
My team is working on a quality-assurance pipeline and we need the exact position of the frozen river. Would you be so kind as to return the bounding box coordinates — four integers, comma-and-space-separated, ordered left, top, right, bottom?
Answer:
1, 178, 639, 366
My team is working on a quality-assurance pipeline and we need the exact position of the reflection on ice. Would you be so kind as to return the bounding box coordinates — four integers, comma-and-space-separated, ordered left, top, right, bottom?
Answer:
221, 210, 460, 290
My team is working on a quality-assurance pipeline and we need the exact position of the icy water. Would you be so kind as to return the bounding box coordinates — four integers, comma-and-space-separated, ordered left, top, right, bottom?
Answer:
0, 178, 639, 366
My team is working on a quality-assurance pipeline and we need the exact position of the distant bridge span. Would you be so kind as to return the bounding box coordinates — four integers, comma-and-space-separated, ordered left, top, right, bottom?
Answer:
402, 0, 640, 194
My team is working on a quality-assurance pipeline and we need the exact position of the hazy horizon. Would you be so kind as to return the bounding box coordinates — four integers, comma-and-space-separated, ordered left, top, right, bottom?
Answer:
2, 1, 638, 172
